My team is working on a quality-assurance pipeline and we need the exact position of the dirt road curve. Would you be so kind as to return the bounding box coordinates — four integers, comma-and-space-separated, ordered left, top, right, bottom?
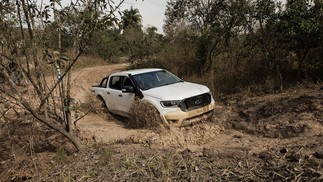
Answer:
71, 64, 140, 144
71, 63, 127, 103
73, 64, 323, 156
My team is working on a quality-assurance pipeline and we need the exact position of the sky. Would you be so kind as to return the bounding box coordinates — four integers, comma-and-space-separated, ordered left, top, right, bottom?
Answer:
54, 0, 168, 34
120, 0, 168, 34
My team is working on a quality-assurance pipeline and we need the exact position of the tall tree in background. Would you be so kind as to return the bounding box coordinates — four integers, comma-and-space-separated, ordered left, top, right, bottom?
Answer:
121, 6, 142, 30
145, 26, 163, 57
164, 0, 250, 91
276, 0, 323, 75
120, 7, 145, 62
163, 0, 322, 93
89, 28, 123, 62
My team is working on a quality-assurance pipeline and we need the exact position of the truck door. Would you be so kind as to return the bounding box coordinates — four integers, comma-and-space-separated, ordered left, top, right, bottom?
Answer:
106, 76, 123, 114
106, 76, 135, 117
118, 77, 135, 115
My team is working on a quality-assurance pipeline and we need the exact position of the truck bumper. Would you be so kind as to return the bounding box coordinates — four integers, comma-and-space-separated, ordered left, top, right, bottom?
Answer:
161, 103, 215, 127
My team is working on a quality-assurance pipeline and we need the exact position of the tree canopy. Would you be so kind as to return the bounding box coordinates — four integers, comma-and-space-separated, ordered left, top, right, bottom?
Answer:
161, 0, 322, 93
121, 6, 142, 30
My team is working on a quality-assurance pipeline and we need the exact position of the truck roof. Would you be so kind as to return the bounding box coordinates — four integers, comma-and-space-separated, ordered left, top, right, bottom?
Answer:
110, 68, 163, 76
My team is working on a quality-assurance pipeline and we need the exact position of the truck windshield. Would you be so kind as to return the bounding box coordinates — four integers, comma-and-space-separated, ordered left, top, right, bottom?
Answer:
132, 70, 182, 90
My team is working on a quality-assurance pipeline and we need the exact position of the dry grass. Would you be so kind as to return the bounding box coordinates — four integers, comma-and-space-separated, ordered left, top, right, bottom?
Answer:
41, 54, 108, 77
32, 143, 323, 181
72, 54, 108, 70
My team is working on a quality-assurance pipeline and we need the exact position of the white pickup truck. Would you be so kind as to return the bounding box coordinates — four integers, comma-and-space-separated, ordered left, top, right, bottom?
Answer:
91, 68, 215, 126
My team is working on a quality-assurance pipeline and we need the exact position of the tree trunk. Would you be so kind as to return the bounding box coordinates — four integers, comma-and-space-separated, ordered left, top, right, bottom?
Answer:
21, 101, 84, 151
207, 59, 215, 94
206, 40, 219, 95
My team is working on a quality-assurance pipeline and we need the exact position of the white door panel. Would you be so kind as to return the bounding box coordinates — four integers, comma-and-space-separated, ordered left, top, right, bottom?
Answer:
118, 92, 135, 115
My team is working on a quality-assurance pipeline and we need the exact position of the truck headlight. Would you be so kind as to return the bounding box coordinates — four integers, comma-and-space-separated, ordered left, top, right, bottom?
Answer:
160, 100, 181, 107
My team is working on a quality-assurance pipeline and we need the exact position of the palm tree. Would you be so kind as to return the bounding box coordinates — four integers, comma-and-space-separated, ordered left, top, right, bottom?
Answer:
146, 26, 158, 35
121, 6, 142, 30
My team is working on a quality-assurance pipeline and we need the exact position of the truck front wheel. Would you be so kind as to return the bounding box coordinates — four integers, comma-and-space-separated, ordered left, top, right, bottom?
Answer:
128, 99, 162, 129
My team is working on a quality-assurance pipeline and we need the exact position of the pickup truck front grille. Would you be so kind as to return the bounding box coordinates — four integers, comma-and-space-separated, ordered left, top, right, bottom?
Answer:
179, 93, 211, 112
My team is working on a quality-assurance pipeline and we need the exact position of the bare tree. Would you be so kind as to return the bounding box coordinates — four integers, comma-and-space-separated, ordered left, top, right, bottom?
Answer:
0, 0, 124, 150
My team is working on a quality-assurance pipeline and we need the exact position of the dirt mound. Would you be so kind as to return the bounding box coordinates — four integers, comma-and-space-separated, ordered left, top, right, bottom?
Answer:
223, 87, 323, 138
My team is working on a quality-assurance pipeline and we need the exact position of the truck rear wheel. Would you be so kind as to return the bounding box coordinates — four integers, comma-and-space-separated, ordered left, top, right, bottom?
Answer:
91, 95, 109, 114
94, 95, 116, 120
97, 96, 108, 110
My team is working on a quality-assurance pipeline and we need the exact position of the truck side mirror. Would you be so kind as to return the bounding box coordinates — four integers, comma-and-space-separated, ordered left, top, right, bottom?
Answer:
122, 86, 134, 93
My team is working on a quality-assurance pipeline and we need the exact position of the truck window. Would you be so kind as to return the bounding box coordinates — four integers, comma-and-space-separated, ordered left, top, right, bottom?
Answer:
109, 76, 122, 90
123, 77, 134, 88
99, 77, 109, 88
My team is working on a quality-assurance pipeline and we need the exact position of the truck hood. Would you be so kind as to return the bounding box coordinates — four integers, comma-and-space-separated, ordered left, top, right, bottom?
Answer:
142, 82, 210, 100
